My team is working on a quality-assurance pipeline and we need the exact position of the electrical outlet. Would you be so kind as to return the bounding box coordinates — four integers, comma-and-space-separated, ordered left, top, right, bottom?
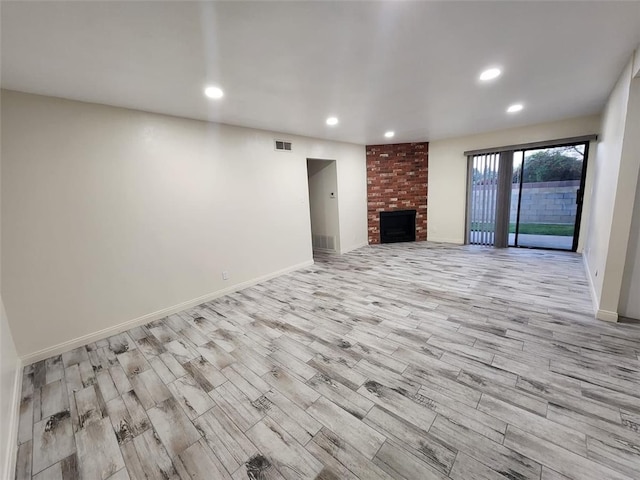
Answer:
222, 271, 229, 280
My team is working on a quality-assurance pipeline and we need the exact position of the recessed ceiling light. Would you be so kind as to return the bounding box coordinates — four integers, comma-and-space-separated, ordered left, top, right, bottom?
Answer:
326, 117, 339, 126
507, 103, 524, 113
479, 68, 501, 81
204, 86, 224, 99
384, 131, 395, 138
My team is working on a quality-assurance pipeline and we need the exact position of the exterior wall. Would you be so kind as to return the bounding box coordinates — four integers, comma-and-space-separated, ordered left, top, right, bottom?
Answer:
366, 143, 428, 244
470, 180, 580, 226
510, 181, 580, 224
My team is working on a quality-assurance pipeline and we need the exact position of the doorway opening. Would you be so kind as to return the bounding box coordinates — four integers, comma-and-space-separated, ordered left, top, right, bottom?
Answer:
466, 137, 592, 252
510, 143, 588, 250
307, 159, 340, 256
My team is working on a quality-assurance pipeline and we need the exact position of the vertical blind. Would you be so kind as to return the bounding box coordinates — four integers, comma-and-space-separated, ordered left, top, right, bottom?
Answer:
468, 153, 499, 246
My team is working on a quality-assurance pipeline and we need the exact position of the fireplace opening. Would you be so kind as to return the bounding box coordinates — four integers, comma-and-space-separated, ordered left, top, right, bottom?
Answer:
380, 210, 416, 243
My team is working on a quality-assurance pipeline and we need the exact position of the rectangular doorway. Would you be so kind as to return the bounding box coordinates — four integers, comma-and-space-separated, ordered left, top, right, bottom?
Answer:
307, 159, 340, 255
510, 143, 588, 251
466, 138, 591, 252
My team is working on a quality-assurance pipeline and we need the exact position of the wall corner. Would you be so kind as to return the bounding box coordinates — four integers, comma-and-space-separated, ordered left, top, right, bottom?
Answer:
1, 358, 22, 480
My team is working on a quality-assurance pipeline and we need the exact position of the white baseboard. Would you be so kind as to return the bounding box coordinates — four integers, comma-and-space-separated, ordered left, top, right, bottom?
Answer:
2, 358, 23, 480
340, 241, 369, 254
426, 237, 465, 245
596, 309, 619, 322
20, 259, 314, 365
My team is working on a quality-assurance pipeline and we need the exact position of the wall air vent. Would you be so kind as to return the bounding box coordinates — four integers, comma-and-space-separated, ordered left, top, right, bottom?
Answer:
312, 234, 336, 252
275, 140, 292, 152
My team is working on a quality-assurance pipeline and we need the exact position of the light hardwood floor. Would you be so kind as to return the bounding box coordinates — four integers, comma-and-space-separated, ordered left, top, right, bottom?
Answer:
14, 242, 640, 479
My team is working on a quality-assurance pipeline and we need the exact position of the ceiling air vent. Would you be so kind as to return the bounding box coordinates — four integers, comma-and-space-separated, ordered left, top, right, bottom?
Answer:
275, 140, 292, 152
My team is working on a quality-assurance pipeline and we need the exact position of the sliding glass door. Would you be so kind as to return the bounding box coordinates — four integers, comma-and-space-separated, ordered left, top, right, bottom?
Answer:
466, 139, 590, 252
510, 143, 588, 251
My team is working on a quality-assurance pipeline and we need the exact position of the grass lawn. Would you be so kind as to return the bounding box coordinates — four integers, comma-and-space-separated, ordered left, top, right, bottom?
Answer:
471, 222, 574, 236
510, 223, 574, 236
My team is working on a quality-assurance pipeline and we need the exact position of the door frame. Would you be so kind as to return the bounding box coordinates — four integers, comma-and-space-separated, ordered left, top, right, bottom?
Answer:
510, 140, 590, 252
464, 135, 596, 251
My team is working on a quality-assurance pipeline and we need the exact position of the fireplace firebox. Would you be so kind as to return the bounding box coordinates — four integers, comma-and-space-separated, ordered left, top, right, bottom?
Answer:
380, 210, 416, 243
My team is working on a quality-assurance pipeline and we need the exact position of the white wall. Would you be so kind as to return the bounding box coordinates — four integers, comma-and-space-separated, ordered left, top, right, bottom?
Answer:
326, 150, 368, 253
1, 102, 21, 480
633, 48, 640, 78
307, 160, 341, 252
620, 53, 640, 320
1, 90, 367, 358
617, 74, 640, 320
620, 165, 640, 319
583, 61, 632, 315
1, 298, 20, 480
583, 56, 640, 321
427, 115, 601, 246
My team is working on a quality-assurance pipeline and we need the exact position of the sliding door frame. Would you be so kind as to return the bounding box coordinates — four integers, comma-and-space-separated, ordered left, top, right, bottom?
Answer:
465, 157, 474, 244
572, 141, 591, 252
464, 135, 597, 250
510, 140, 590, 252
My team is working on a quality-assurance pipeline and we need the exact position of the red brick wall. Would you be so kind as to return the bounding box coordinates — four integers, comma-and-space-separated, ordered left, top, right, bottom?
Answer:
366, 142, 428, 244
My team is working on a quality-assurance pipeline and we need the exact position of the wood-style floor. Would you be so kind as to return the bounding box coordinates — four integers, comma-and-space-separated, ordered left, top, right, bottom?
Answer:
14, 243, 640, 480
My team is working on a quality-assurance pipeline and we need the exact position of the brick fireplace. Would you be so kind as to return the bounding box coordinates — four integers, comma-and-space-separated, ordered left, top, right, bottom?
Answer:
366, 142, 428, 244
